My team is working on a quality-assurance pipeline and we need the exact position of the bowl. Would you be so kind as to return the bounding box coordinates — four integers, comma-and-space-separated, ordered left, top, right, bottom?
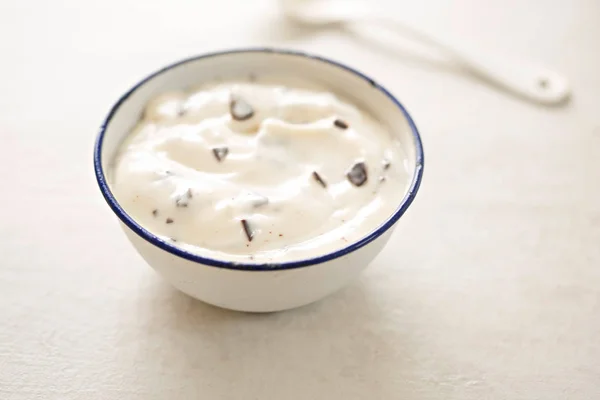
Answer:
94, 48, 424, 312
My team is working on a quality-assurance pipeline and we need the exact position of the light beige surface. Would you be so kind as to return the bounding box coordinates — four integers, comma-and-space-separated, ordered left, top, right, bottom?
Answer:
1, 0, 599, 398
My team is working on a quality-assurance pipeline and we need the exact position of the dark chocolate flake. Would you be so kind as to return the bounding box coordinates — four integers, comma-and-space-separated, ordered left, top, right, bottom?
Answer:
241, 219, 254, 242
229, 95, 254, 121
346, 161, 368, 187
333, 119, 349, 130
312, 171, 328, 188
152, 209, 158, 217
378, 176, 386, 183
382, 159, 391, 170
166, 218, 174, 224
212, 146, 229, 162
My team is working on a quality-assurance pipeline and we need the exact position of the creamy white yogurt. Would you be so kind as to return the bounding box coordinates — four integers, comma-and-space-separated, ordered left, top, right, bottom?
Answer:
110, 79, 410, 263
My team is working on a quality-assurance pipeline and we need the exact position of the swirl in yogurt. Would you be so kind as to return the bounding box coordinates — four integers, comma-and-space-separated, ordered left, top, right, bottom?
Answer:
111, 79, 410, 263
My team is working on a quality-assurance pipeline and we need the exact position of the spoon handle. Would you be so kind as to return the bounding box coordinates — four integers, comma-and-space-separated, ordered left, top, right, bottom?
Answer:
317, 2, 570, 105
373, 16, 570, 105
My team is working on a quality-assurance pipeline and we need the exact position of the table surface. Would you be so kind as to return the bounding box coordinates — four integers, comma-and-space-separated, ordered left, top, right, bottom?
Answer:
1, 0, 599, 398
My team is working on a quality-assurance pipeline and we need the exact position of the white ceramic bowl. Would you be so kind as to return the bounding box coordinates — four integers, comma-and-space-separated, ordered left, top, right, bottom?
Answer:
94, 48, 424, 312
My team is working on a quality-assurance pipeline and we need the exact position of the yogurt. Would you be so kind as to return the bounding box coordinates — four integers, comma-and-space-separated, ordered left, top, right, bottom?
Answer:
110, 79, 410, 263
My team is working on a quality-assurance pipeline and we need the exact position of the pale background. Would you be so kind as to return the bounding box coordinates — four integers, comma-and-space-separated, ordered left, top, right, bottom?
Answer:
1, 0, 599, 398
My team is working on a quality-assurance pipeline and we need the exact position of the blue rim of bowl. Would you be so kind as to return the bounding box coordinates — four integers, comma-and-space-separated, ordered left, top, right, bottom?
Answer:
94, 47, 424, 271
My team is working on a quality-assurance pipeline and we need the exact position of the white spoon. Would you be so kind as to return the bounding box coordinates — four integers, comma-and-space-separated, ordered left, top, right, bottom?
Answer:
281, 0, 571, 105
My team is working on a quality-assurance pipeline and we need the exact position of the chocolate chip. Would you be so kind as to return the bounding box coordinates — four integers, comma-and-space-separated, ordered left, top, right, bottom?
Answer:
152, 209, 158, 217
346, 161, 368, 187
229, 95, 254, 121
333, 119, 349, 130
212, 147, 229, 162
312, 171, 327, 188
241, 219, 254, 242
170, 237, 178, 242
382, 159, 391, 170
166, 218, 174, 224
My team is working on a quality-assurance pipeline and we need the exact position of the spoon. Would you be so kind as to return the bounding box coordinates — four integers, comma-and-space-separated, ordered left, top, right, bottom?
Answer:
281, 0, 571, 105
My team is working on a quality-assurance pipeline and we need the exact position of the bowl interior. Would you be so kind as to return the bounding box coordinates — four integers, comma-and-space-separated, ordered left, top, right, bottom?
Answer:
96, 48, 423, 269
